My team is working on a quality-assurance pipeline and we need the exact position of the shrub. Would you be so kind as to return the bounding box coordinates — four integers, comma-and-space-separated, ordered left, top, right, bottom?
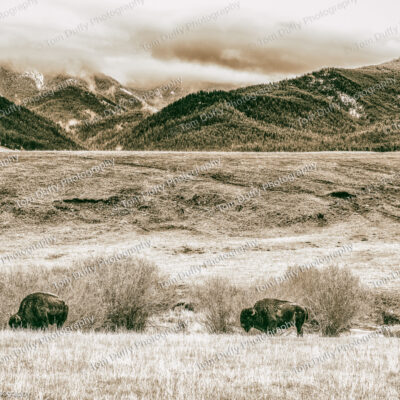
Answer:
95, 258, 162, 331
372, 291, 400, 325
263, 265, 364, 336
0, 257, 175, 331
193, 277, 247, 333
305, 266, 363, 336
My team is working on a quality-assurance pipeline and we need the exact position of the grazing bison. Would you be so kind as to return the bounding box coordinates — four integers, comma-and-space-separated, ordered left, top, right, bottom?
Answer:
9, 292, 68, 330
240, 298, 308, 336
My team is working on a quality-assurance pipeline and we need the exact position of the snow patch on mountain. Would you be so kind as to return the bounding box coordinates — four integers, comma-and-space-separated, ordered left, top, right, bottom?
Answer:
120, 88, 133, 96
57, 119, 80, 132
142, 103, 159, 113
339, 92, 364, 119
119, 87, 158, 113
23, 71, 44, 90
349, 109, 361, 118
339, 93, 356, 106
65, 119, 79, 132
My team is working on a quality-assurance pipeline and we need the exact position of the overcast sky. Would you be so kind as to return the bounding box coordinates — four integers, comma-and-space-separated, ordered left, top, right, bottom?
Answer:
1, 0, 399, 87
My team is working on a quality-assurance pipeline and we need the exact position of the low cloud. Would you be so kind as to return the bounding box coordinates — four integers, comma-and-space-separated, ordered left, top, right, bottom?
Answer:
0, 0, 399, 86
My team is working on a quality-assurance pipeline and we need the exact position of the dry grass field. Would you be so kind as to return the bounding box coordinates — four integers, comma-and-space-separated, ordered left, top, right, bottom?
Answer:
1, 151, 400, 287
1, 151, 400, 399
0, 330, 399, 400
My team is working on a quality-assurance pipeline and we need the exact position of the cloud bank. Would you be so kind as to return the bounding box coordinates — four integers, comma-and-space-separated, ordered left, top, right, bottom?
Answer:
0, 0, 399, 87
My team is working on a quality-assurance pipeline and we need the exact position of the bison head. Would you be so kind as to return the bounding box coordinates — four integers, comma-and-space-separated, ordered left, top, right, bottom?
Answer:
240, 308, 256, 332
9, 314, 22, 329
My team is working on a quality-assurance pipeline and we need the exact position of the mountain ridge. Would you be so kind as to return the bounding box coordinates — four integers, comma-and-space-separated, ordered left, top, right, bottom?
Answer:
123, 59, 400, 151
0, 59, 399, 150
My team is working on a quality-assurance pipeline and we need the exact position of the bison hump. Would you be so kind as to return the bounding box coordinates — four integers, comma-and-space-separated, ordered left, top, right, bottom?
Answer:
18, 292, 63, 313
29, 292, 59, 298
254, 298, 290, 311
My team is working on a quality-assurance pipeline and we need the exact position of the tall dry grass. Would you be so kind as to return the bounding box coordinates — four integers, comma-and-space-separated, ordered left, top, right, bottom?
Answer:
0, 330, 399, 399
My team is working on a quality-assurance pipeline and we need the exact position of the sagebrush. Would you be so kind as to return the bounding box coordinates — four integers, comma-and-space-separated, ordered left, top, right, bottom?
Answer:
0, 257, 176, 331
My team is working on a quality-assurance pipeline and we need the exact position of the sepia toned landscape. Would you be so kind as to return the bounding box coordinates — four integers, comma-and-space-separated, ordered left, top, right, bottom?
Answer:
1, 151, 400, 287
2, 0, 400, 398
1, 151, 400, 399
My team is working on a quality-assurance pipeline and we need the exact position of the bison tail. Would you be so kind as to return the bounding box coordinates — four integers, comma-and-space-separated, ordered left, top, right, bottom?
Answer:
64, 304, 69, 318
303, 306, 309, 322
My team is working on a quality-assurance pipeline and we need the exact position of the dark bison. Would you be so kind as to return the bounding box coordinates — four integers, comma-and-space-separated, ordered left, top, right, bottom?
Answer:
9, 292, 68, 330
240, 298, 308, 336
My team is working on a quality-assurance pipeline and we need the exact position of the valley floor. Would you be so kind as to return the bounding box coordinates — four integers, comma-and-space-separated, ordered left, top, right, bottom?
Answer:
0, 330, 399, 400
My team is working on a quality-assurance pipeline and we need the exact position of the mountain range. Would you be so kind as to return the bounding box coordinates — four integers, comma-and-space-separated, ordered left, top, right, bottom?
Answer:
1, 59, 400, 151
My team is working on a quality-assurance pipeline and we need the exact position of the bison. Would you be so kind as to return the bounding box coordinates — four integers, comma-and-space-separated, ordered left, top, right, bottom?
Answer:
9, 292, 68, 330
240, 298, 308, 336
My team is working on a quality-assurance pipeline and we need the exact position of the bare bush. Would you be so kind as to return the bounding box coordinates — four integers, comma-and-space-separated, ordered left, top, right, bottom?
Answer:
193, 277, 247, 333
372, 291, 400, 325
0, 257, 176, 331
263, 265, 364, 336
95, 258, 162, 331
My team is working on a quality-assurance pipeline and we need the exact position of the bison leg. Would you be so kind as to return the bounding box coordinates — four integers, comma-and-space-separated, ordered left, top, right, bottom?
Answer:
296, 322, 303, 337
266, 317, 277, 335
41, 317, 49, 330
295, 309, 306, 337
36, 307, 50, 330
41, 320, 49, 330
56, 305, 68, 328
56, 319, 64, 328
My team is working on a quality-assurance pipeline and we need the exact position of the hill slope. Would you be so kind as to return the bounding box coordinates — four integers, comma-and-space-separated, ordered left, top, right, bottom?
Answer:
0, 67, 185, 150
1, 60, 400, 151
0, 96, 79, 150
123, 59, 400, 151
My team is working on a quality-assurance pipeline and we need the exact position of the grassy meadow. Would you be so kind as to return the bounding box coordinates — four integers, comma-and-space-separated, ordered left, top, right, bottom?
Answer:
1, 151, 400, 399
0, 330, 399, 400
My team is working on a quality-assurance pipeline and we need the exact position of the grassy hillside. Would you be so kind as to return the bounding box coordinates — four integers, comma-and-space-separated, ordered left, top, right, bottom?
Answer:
25, 76, 149, 149
3, 151, 400, 236
123, 60, 400, 151
1, 151, 400, 291
0, 66, 39, 100
0, 96, 80, 150
30, 85, 118, 126
74, 108, 150, 150
0, 67, 151, 150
